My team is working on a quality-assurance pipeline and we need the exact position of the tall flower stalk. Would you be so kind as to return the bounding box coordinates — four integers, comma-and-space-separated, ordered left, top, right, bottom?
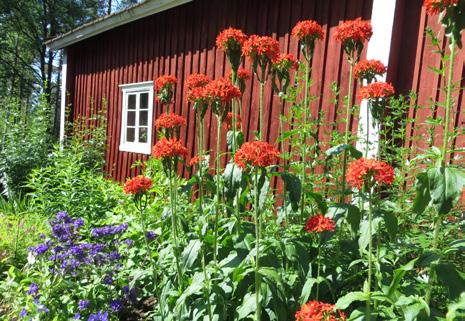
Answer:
354, 59, 387, 158
216, 28, 247, 153
235, 141, 280, 321
422, 0, 463, 304
207, 78, 241, 263
243, 35, 280, 140
347, 158, 394, 320
304, 214, 335, 299
291, 20, 324, 220
152, 137, 188, 289
334, 19, 373, 202
272, 53, 299, 220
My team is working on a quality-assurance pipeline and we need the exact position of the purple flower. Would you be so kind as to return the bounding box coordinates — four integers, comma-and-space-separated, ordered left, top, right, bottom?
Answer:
36, 303, 49, 314
88, 311, 109, 321
103, 275, 113, 285
91, 224, 128, 238
74, 313, 81, 319
78, 300, 90, 311
27, 283, 39, 296
19, 308, 27, 317
109, 299, 123, 312
124, 239, 133, 247
146, 231, 157, 241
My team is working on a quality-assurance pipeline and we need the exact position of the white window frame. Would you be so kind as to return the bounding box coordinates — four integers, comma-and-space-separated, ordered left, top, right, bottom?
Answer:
119, 81, 154, 154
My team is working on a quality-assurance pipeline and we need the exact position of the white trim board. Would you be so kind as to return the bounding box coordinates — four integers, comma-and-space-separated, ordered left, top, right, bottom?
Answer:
59, 50, 67, 146
356, 0, 397, 158
46, 0, 192, 50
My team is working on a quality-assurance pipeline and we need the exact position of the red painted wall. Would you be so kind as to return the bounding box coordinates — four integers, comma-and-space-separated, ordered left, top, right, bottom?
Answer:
66, 0, 375, 181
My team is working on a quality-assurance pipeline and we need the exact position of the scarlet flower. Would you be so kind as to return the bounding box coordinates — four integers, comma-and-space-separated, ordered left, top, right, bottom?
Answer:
334, 19, 373, 44
216, 27, 247, 51
187, 86, 209, 104
354, 59, 387, 81
346, 158, 395, 189
155, 75, 177, 90
291, 20, 325, 42
305, 215, 336, 233
242, 35, 280, 64
224, 112, 242, 130
123, 175, 153, 195
155, 113, 187, 130
234, 141, 280, 170
237, 68, 251, 81
185, 73, 210, 91
205, 78, 241, 105
152, 137, 188, 159
189, 155, 200, 167
359, 82, 395, 99
272, 53, 299, 71
296, 300, 347, 321
424, 0, 459, 15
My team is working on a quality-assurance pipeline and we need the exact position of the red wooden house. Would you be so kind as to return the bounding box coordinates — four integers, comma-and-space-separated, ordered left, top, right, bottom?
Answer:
46, 0, 465, 182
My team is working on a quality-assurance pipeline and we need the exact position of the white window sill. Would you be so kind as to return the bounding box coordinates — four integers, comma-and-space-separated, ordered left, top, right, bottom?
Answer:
119, 143, 152, 155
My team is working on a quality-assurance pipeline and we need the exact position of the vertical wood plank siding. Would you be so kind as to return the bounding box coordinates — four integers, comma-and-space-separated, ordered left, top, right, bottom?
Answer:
389, 0, 465, 167
66, 0, 374, 181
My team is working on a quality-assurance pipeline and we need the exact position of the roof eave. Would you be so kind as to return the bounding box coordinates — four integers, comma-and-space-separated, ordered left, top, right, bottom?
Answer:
46, 0, 192, 50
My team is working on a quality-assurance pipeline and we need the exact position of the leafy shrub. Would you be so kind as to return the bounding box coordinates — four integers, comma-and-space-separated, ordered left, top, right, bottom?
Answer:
26, 144, 121, 221
0, 95, 53, 196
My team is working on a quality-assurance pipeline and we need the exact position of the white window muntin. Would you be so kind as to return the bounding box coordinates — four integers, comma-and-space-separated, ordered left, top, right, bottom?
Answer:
119, 81, 154, 154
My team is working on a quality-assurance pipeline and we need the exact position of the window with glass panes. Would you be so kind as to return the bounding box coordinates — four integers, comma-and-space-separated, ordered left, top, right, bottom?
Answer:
119, 81, 154, 154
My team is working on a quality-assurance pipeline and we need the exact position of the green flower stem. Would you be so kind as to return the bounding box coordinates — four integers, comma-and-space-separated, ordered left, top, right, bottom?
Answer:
425, 38, 457, 306
340, 61, 355, 203
254, 169, 262, 321
198, 113, 205, 213
259, 81, 265, 140
201, 246, 213, 321
232, 70, 238, 153
214, 115, 222, 264
300, 58, 311, 221
279, 98, 288, 223
316, 235, 322, 300
365, 100, 370, 159
168, 165, 183, 289
366, 188, 373, 321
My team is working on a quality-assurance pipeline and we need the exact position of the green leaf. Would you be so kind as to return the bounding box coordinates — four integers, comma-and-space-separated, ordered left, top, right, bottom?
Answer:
327, 204, 361, 233
299, 277, 316, 305
428, 166, 465, 215
306, 192, 328, 214
237, 292, 256, 319
181, 239, 202, 271
223, 162, 243, 201
387, 258, 418, 299
412, 172, 431, 215
325, 144, 362, 159
335, 291, 367, 310
447, 293, 465, 321
281, 172, 301, 211
435, 263, 465, 300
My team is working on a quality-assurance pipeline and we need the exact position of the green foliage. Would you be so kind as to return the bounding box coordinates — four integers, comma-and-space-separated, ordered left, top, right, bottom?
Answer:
0, 95, 53, 196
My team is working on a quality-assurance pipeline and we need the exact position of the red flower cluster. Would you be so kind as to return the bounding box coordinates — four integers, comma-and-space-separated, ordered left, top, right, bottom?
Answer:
305, 215, 336, 233
187, 86, 209, 104
296, 301, 346, 321
272, 53, 299, 71
152, 137, 188, 159
354, 59, 387, 81
291, 20, 325, 42
242, 35, 280, 63
237, 68, 251, 81
189, 155, 200, 167
224, 112, 242, 130
234, 141, 280, 169
346, 158, 395, 189
205, 78, 241, 105
123, 175, 153, 195
334, 19, 373, 44
155, 75, 177, 90
185, 73, 210, 91
359, 82, 395, 99
155, 113, 186, 130
424, 0, 459, 15
216, 27, 247, 51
